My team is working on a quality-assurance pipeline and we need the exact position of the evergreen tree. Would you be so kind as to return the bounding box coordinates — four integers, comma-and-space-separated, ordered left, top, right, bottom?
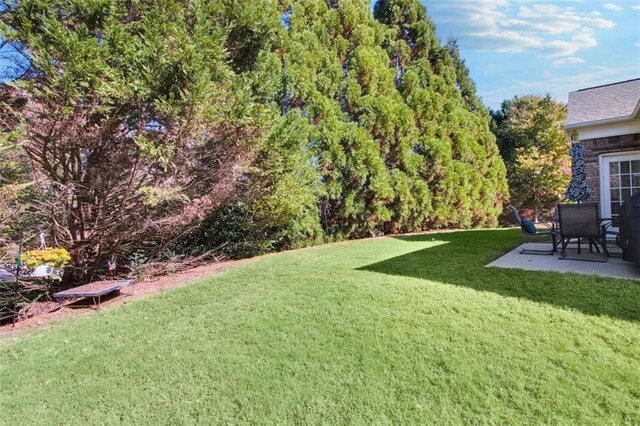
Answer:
0, 0, 272, 280
446, 38, 486, 115
1, 0, 512, 272
374, 0, 508, 227
269, 0, 508, 236
278, 0, 397, 237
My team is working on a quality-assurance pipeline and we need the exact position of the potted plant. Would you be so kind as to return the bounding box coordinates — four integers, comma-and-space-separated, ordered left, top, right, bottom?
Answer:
22, 248, 71, 279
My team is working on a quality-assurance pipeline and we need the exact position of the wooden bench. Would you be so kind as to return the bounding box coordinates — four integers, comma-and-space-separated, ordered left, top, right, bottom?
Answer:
54, 279, 136, 309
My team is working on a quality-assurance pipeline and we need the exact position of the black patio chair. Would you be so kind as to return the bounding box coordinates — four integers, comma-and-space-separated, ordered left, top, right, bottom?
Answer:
600, 218, 621, 258
510, 206, 558, 254
556, 203, 607, 262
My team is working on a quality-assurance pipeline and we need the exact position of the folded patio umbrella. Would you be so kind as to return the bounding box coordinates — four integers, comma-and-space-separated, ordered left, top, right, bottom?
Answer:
566, 142, 591, 202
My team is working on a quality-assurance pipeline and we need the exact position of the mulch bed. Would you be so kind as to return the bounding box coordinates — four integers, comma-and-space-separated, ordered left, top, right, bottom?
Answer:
0, 258, 246, 338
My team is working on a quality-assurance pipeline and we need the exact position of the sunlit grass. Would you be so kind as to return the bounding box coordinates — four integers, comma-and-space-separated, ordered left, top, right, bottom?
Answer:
1, 229, 638, 424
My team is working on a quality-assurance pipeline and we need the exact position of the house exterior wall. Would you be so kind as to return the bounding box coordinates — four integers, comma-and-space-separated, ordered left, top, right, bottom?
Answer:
581, 132, 640, 204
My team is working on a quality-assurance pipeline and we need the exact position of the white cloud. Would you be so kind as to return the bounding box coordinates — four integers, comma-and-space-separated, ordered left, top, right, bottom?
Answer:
518, 4, 561, 18
460, 31, 542, 53
553, 57, 586, 66
580, 16, 616, 30
632, 5, 640, 10
572, 27, 598, 48
602, 3, 624, 12
541, 40, 579, 57
503, 18, 581, 35
428, 1, 616, 58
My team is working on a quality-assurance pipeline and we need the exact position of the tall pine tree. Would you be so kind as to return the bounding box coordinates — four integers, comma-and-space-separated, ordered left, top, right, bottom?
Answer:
374, 0, 507, 228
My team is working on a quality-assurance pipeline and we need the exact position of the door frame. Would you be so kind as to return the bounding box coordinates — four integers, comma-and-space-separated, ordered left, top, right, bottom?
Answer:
598, 150, 640, 227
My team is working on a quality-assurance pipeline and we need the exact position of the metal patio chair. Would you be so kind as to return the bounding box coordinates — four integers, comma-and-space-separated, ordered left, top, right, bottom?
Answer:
510, 206, 558, 254
556, 203, 608, 262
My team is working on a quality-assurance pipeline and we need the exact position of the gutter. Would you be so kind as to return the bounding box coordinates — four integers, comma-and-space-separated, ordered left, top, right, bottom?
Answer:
565, 112, 640, 130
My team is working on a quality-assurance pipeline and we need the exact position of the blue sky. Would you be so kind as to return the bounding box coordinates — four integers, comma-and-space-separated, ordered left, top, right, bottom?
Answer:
424, 0, 640, 109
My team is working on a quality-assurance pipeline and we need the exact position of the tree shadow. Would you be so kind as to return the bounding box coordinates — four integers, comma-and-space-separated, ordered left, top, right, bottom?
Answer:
357, 230, 640, 322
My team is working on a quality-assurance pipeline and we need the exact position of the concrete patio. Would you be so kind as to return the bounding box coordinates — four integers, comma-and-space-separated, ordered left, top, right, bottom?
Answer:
487, 242, 640, 280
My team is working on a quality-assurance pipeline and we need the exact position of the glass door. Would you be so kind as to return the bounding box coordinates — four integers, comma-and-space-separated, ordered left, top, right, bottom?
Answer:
601, 152, 640, 228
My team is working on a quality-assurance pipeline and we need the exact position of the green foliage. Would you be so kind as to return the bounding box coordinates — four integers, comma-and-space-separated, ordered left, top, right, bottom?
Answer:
248, 113, 325, 249
181, 115, 326, 258
492, 95, 571, 218
263, 0, 508, 239
0, 0, 271, 279
1, 0, 510, 272
174, 202, 271, 259
138, 186, 189, 208
374, 0, 508, 228
446, 38, 487, 115
0, 125, 41, 255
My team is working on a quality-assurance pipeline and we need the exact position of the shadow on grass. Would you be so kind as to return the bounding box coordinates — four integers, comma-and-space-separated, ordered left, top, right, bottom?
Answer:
357, 230, 640, 322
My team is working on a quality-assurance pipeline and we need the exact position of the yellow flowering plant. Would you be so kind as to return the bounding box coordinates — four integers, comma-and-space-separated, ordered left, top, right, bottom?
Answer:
22, 248, 71, 269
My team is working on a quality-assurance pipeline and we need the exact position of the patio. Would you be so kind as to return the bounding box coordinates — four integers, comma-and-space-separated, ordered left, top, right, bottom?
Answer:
488, 241, 640, 280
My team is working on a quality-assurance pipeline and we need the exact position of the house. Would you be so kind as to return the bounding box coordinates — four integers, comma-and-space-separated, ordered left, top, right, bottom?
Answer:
565, 78, 640, 226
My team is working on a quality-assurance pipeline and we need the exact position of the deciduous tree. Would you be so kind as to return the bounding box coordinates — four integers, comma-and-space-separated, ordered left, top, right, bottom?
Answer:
492, 95, 571, 220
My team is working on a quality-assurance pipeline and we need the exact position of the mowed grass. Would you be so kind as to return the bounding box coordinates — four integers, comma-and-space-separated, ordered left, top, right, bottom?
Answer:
1, 229, 639, 425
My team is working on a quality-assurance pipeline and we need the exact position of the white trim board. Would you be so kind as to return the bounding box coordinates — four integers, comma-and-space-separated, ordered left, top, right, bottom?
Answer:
599, 150, 640, 225
569, 119, 640, 140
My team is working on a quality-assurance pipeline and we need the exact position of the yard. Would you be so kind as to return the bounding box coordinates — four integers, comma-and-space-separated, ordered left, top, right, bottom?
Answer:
1, 229, 639, 424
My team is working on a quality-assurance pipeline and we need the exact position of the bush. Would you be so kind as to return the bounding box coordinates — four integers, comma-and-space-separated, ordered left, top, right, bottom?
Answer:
173, 203, 272, 260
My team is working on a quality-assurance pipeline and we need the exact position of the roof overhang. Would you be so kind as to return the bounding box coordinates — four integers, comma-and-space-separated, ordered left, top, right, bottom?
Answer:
565, 107, 639, 130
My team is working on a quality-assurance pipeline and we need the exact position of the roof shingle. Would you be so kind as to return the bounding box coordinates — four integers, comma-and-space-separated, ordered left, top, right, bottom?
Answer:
566, 78, 640, 127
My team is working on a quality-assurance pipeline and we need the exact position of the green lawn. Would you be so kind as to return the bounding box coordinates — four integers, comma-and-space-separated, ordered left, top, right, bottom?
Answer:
1, 229, 639, 425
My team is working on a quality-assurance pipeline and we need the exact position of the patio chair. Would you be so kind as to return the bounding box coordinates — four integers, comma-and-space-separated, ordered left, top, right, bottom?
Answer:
510, 206, 558, 254
600, 218, 621, 258
556, 203, 607, 262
